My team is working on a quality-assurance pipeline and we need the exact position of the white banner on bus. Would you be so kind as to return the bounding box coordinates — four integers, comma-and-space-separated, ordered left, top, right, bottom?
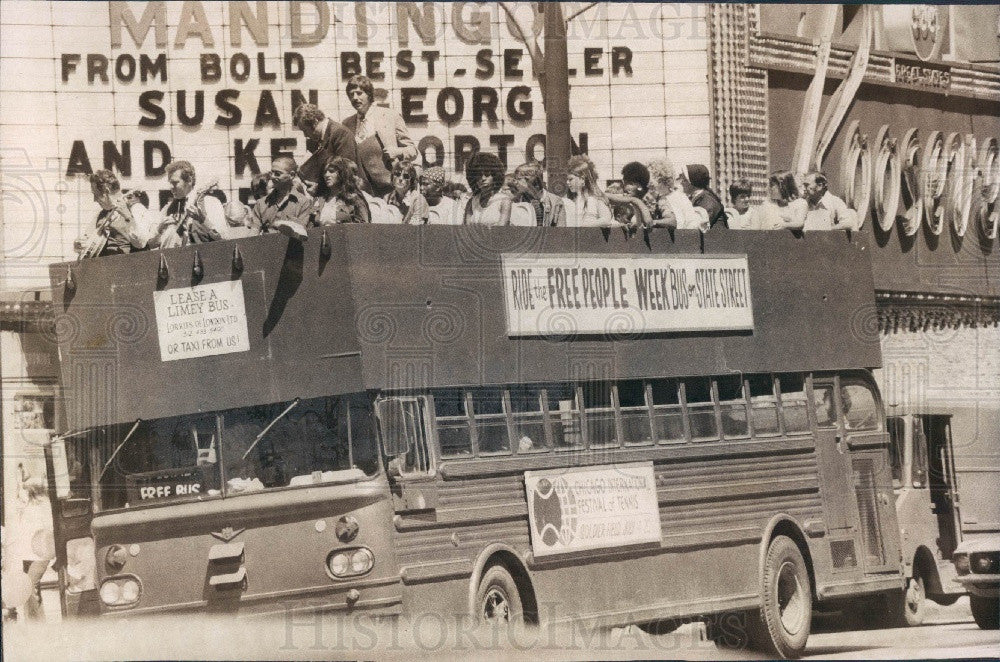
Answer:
525, 462, 661, 557
153, 281, 250, 361
501, 253, 754, 336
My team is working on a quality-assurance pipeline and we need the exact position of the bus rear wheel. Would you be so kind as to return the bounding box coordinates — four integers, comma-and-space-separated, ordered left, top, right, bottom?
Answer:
755, 535, 812, 658
970, 595, 999, 630
477, 566, 523, 625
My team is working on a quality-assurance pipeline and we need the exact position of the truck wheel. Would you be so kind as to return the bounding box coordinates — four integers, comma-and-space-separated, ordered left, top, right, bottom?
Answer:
637, 619, 680, 635
892, 574, 927, 627
970, 595, 999, 630
755, 536, 812, 658
476, 565, 523, 625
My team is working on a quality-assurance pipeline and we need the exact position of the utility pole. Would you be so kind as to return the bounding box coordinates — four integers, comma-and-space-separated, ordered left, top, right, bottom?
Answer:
500, 2, 575, 195
542, 3, 572, 196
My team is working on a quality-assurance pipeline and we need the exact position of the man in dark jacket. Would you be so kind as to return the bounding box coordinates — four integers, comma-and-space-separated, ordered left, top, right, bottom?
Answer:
293, 104, 359, 188
681, 164, 728, 229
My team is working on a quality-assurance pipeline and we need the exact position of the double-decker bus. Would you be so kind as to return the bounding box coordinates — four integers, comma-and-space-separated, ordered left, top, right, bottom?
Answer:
45, 226, 904, 657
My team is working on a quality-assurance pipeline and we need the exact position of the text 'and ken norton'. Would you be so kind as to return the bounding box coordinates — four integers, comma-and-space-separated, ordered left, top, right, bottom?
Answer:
508, 264, 751, 313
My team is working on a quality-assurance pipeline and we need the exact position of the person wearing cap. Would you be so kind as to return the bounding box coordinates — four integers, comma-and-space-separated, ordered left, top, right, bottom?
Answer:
509, 161, 566, 227
680, 164, 727, 229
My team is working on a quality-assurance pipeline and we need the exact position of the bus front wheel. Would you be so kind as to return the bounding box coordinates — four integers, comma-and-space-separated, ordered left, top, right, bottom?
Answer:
890, 574, 927, 627
756, 535, 812, 658
477, 565, 523, 625
970, 595, 999, 630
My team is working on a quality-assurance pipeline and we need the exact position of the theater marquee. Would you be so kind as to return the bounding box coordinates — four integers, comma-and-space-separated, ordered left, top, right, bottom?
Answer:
501, 253, 754, 337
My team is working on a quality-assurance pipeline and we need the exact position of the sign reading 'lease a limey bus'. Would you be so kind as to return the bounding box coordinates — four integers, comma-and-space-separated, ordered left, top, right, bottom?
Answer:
501, 254, 753, 336
525, 463, 662, 557
153, 281, 250, 361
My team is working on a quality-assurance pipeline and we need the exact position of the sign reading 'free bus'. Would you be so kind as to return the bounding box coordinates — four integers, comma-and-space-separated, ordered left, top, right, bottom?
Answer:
501, 253, 754, 337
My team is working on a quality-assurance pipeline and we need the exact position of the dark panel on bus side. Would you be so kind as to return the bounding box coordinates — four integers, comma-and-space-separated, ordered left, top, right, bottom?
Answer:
50, 233, 365, 430
342, 226, 881, 391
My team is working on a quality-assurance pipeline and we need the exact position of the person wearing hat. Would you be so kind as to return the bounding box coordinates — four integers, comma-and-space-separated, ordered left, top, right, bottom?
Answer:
681, 163, 727, 229
418, 166, 459, 224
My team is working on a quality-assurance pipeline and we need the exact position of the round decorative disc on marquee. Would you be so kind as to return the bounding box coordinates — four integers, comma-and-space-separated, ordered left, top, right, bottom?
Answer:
898, 128, 924, 237
840, 120, 872, 230
873, 125, 901, 233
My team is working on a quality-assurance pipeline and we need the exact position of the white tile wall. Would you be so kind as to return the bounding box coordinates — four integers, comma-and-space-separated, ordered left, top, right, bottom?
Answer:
1, 2, 711, 288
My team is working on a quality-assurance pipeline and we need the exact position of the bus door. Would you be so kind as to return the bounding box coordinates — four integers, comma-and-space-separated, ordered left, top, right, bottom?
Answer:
377, 396, 438, 514
812, 377, 900, 575
838, 377, 901, 574
925, 415, 961, 559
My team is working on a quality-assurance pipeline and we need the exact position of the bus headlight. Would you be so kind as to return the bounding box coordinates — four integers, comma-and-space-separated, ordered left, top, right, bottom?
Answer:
972, 552, 999, 574
99, 581, 121, 605
99, 575, 142, 607
954, 553, 970, 575
105, 545, 128, 572
66, 537, 97, 593
326, 547, 374, 579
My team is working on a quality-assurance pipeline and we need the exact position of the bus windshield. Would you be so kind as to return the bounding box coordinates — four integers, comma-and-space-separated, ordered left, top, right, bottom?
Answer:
89, 394, 379, 512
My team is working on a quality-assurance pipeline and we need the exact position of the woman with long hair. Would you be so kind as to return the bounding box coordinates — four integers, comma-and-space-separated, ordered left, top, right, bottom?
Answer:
313, 156, 371, 224
463, 152, 512, 225
644, 159, 708, 230
564, 155, 616, 227
748, 170, 808, 230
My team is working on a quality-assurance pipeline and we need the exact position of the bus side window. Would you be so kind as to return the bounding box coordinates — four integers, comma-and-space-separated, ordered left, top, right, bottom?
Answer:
778, 374, 810, 433
717, 375, 749, 439
348, 396, 379, 475
749, 374, 780, 436
618, 380, 652, 445
684, 378, 718, 441
812, 383, 837, 429
509, 386, 548, 452
472, 388, 510, 455
583, 381, 618, 448
434, 389, 472, 458
546, 384, 583, 448
650, 379, 684, 443
840, 382, 881, 431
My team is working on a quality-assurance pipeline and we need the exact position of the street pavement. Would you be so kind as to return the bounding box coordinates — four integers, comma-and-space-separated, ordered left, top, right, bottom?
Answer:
3, 593, 997, 660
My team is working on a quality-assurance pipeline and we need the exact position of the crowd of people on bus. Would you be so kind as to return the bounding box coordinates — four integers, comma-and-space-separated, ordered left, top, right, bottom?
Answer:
74, 75, 859, 258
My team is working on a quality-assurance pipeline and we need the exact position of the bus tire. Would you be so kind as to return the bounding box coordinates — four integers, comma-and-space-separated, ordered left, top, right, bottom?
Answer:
755, 535, 812, 658
637, 619, 680, 635
970, 595, 999, 630
929, 594, 960, 607
476, 565, 523, 625
892, 574, 927, 627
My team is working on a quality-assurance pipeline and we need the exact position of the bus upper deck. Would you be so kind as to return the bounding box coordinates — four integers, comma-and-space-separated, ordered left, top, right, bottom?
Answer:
50, 225, 880, 434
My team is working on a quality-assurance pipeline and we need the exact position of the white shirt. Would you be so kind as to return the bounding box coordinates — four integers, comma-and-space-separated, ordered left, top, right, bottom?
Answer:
805, 191, 857, 231
426, 197, 458, 225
